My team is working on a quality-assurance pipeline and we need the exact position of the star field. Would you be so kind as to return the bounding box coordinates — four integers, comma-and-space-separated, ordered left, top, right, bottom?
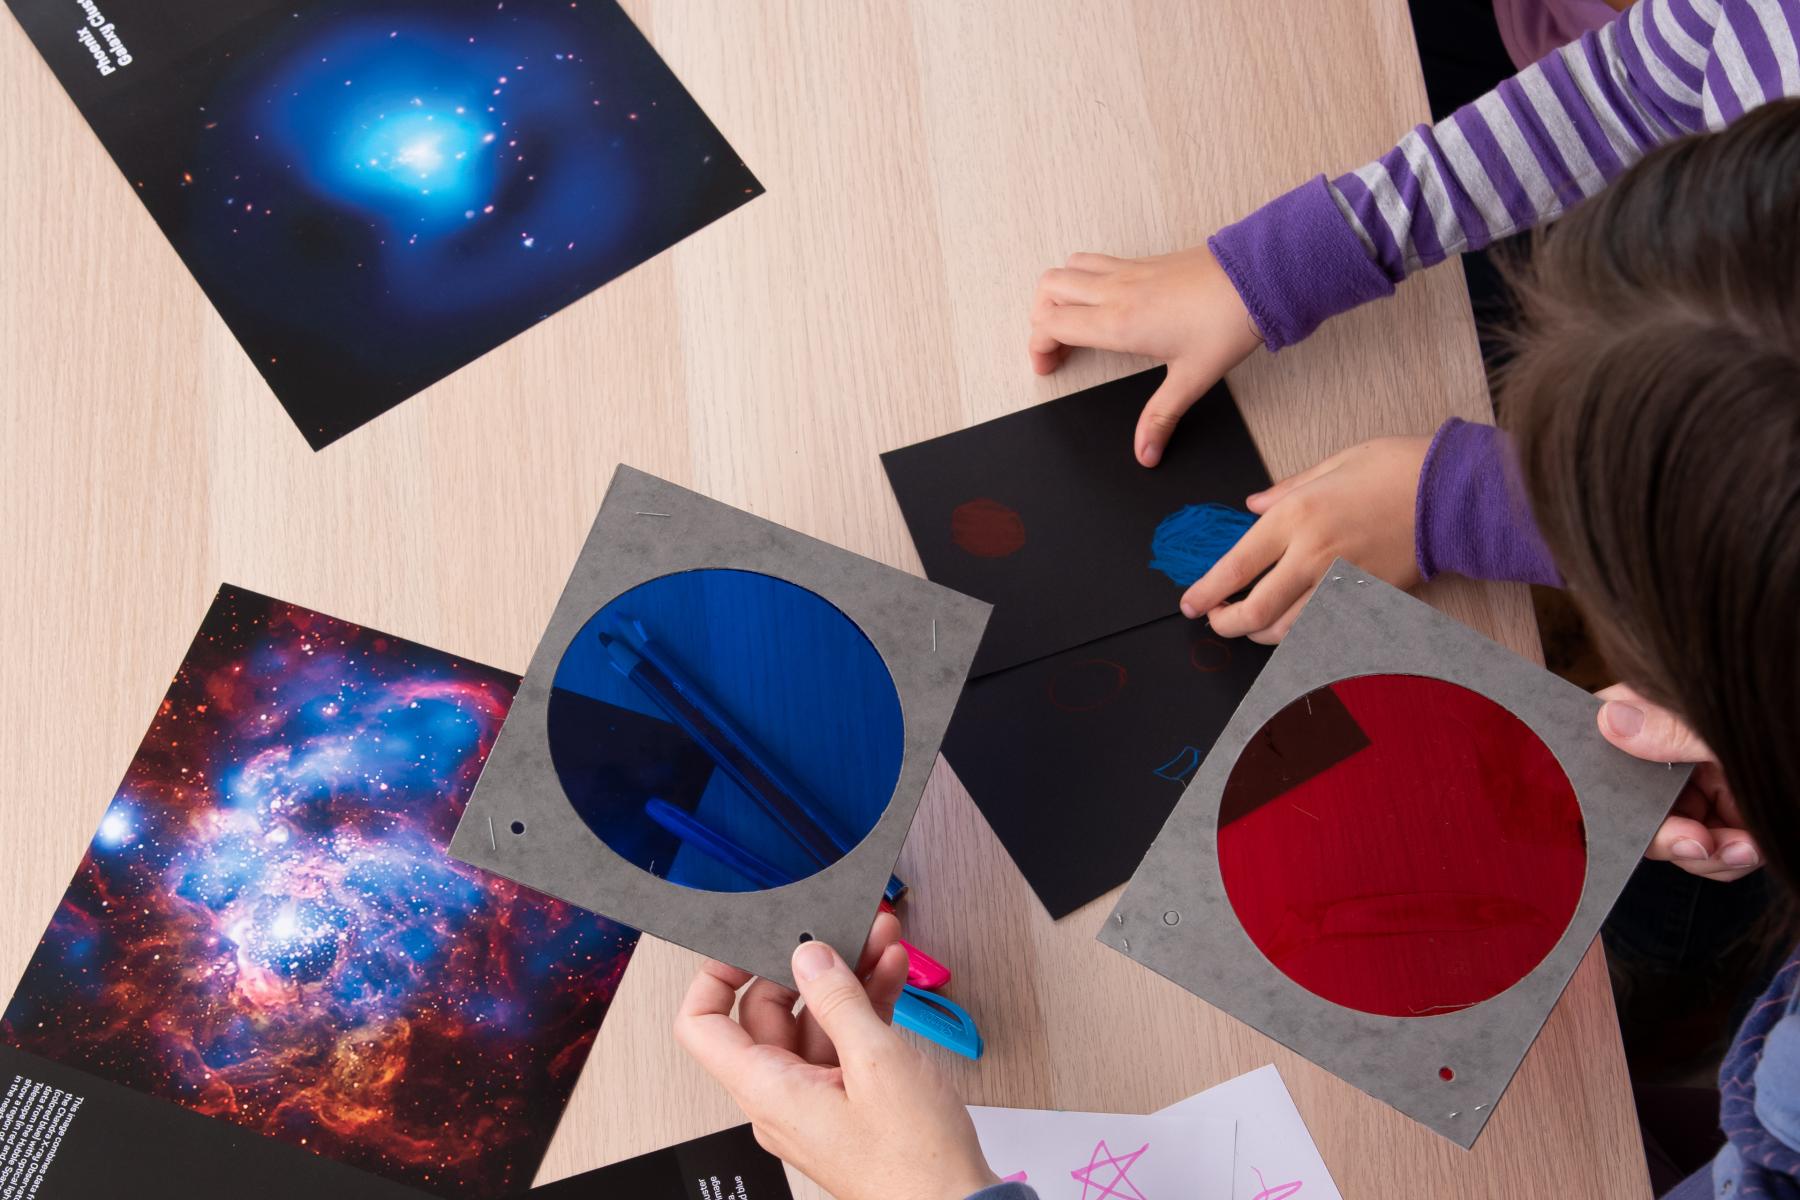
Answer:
126, 0, 762, 447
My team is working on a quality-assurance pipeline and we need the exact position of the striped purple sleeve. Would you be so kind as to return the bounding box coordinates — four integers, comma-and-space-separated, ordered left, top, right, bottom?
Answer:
1211, 0, 1800, 351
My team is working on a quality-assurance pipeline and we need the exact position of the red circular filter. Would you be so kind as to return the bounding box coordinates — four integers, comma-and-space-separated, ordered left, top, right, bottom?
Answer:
1216, 674, 1586, 1019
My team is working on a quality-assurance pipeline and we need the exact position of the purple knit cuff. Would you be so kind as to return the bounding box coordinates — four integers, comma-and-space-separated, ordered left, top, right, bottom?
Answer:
1415, 418, 1563, 587
1208, 175, 1396, 351
966, 1185, 1038, 1200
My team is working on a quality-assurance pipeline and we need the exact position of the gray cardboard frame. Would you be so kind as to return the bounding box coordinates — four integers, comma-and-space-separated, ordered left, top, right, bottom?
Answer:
450, 466, 990, 987
1099, 561, 1687, 1146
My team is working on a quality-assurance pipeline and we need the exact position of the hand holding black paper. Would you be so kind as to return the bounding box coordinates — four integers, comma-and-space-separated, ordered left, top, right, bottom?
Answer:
1027, 245, 1264, 467
675, 913, 998, 1200
1181, 436, 1429, 643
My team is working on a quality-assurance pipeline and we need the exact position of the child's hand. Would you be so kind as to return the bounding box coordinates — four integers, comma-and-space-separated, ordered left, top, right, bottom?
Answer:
1598, 685, 1761, 881
1178, 437, 1429, 643
1028, 245, 1263, 468
673, 915, 999, 1200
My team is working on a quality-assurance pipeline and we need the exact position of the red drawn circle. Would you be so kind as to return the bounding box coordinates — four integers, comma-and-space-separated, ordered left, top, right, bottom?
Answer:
1217, 674, 1586, 1019
950, 498, 1026, 558
1189, 637, 1232, 673
1046, 658, 1128, 713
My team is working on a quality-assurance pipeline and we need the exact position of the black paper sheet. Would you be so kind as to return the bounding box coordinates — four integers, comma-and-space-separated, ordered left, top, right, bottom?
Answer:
884, 369, 1275, 917
942, 614, 1269, 917
881, 367, 1271, 676
532, 1125, 793, 1199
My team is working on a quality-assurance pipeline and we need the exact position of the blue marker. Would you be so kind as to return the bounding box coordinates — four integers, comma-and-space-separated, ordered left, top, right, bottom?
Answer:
894, 986, 983, 1060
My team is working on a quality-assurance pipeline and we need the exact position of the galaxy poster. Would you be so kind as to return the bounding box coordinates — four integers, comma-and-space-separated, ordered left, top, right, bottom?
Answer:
3, 0, 762, 449
0, 585, 642, 1198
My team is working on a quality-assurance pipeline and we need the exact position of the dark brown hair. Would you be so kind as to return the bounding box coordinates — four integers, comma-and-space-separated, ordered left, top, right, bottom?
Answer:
1501, 99, 1800, 888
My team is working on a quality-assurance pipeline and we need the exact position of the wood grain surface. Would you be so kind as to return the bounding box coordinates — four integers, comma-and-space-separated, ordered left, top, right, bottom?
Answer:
0, 1, 1648, 1196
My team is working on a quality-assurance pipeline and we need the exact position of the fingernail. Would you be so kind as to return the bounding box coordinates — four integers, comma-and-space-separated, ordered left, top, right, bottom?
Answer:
1604, 701, 1645, 739
1140, 444, 1161, 468
1722, 843, 1760, 868
793, 941, 835, 982
1671, 839, 1708, 861
1180, 601, 1196, 619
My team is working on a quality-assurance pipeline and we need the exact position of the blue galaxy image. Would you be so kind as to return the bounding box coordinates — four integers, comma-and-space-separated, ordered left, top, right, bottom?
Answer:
0, 586, 641, 1198
53, 0, 761, 447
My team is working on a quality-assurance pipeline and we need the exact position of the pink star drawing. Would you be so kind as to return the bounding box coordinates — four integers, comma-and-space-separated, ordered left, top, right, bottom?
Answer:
1070, 1139, 1151, 1200
1250, 1166, 1303, 1199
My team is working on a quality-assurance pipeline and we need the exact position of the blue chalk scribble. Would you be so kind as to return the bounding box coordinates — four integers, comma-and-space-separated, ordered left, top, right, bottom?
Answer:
1153, 745, 1204, 785
1149, 503, 1257, 586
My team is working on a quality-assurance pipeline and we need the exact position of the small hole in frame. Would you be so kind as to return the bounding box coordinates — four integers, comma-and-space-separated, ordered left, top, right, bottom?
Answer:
510, 820, 527, 836
797, 932, 815, 945
1439, 1066, 1455, 1082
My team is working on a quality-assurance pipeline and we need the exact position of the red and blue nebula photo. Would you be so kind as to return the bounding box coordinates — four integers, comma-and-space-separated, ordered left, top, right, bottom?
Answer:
0, 586, 640, 1197
4, 0, 762, 448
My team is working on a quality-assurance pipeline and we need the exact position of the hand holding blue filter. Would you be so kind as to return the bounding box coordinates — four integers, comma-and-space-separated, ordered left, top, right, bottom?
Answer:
449, 467, 989, 991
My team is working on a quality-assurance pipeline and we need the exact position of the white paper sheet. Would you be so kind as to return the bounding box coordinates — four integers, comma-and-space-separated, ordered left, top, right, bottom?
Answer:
1155, 1066, 1343, 1200
967, 1106, 1234, 1199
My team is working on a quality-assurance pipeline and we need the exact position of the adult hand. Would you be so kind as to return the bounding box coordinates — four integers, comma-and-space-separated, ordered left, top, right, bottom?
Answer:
1177, 436, 1429, 643
674, 913, 998, 1200
1028, 245, 1263, 468
1598, 684, 1760, 881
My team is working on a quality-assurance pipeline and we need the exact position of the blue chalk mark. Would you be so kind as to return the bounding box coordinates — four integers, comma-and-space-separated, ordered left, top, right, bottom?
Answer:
1149, 503, 1257, 586
1153, 745, 1204, 784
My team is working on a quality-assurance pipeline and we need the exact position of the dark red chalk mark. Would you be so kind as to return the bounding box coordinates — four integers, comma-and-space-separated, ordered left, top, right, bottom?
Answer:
1217, 674, 1586, 1019
1046, 658, 1128, 713
1189, 636, 1232, 673
950, 497, 1026, 558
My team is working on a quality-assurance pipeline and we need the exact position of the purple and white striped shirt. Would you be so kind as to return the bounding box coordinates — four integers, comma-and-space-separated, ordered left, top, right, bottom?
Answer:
1210, 0, 1800, 352
1206, 0, 1800, 592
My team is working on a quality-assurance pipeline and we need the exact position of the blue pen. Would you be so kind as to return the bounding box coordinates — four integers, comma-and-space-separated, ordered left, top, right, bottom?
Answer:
603, 623, 908, 904
641, 800, 981, 1059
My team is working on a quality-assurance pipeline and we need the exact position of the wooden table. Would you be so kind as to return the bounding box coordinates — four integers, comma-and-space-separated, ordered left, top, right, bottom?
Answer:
0, 2, 1649, 1196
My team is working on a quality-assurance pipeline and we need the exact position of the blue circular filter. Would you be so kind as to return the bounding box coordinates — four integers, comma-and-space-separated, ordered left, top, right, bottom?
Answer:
546, 570, 905, 892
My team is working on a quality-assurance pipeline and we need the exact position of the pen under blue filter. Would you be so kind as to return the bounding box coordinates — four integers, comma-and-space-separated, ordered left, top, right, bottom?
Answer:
599, 628, 843, 866
643, 798, 787, 889
602, 622, 908, 902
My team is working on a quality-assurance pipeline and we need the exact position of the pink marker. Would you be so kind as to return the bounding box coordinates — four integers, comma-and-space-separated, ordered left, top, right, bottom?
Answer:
881, 899, 952, 990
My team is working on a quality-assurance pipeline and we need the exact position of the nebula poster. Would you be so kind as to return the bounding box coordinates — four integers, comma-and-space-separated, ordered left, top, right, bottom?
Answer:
4, 0, 762, 448
0, 585, 641, 1198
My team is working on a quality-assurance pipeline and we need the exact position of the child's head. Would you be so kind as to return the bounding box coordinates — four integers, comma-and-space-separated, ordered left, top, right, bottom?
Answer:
1502, 99, 1800, 887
